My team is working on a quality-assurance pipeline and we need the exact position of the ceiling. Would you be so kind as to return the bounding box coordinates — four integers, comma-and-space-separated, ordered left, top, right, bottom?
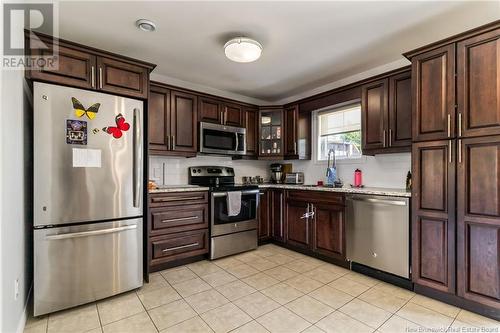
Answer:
57, 1, 500, 103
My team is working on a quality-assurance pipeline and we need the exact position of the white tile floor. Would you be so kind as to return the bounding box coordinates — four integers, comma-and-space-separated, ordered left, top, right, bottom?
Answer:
24, 244, 500, 333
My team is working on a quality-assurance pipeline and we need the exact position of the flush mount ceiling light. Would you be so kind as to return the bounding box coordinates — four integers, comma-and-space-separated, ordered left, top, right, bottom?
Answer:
136, 19, 156, 32
224, 37, 262, 63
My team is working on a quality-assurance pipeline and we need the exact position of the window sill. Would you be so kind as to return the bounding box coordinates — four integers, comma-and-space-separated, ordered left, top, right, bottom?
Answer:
314, 156, 367, 165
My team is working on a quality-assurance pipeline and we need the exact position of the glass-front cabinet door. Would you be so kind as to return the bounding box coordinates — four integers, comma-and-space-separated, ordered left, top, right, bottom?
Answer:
259, 107, 284, 157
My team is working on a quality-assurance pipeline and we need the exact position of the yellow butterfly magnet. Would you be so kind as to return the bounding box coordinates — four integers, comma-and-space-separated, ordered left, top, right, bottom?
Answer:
71, 97, 100, 120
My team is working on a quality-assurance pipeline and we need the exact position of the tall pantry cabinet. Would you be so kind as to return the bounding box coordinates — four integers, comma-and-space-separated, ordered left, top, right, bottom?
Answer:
406, 22, 500, 318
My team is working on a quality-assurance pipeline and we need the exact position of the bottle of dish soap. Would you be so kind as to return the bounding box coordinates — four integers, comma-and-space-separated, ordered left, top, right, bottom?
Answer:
406, 171, 412, 191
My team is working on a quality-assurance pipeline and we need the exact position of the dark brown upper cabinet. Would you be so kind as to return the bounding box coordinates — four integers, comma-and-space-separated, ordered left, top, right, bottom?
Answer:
412, 140, 456, 294
199, 97, 243, 127
362, 78, 388, 151
389, 71, 412, 148
457, 136, 500, 310
259, 107, 284, 158
243, 107, 258, 156
361, 69, 412, 154
25, 31, 155, 99
284, 105, 299, 159
96, 56, 149, 99
411, 44, 456, 142
148, 82, 197, 157
297, 111, 312, 160
457, 28, 500, 138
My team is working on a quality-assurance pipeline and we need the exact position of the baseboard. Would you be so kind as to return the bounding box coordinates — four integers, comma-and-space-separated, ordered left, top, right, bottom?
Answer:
16, 283, 32, 333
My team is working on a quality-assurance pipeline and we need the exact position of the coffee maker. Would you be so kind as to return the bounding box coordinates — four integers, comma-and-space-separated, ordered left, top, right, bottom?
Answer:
270, 163, 284, 183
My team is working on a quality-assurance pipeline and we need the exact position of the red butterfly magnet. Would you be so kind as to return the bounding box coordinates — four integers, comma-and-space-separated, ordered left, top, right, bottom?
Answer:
103, 113, 130, 139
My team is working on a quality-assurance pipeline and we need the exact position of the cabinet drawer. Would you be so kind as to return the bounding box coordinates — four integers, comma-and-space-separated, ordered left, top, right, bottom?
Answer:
287, 190, 344, 205
149, 191, 208, 207
151, 204, 208, 234
151, 229, 208, 261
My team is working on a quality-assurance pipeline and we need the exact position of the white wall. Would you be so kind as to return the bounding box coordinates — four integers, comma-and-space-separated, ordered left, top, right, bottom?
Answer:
150, 155, 272, 185
0, 64, 32, 332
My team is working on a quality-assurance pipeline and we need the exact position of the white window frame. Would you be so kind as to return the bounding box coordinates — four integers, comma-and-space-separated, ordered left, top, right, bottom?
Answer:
312, 101, 366, 165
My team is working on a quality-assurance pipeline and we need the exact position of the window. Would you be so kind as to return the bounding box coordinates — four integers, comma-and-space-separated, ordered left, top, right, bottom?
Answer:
316, 103, 362, 161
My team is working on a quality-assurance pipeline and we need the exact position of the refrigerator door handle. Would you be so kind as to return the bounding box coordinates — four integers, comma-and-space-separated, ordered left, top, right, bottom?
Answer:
132, 108, 142, 208
45, 224, 137, 240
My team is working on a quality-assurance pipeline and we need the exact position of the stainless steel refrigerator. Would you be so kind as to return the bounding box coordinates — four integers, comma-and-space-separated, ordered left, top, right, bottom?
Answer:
33, 82, 143, 316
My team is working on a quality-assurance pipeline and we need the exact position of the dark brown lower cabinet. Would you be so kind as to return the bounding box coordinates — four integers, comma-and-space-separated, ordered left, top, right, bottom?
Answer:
457, 136, 500, 310
148, 191, 209, 272
282, 191, 346, 262
271, 190, 285, 242
258, 190, 271, 241
312, 202, 345, 261
412, 140, 456, 294
285, 199, 311, 249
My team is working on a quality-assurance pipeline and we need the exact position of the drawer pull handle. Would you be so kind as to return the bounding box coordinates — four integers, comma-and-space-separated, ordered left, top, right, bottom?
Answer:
153, 196, 205, 202
162, 242, 199, 252
161, 216, 199, 223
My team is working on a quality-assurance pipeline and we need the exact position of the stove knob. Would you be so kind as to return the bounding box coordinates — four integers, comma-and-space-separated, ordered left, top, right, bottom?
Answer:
192, 169, 196, 174
197, 169, 202, 173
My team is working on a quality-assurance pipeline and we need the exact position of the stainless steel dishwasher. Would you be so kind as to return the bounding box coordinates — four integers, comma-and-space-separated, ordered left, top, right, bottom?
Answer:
346, 195, 410, 279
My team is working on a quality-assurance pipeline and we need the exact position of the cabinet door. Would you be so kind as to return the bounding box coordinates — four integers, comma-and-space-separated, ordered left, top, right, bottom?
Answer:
97, 56, 148, 98
285, 105, 299, 158
223, 103, 243, 127
362, 79, 388, 150
457, 29, 500, 138
271, 190, 285, 242
389, 71, 412, 148
297, 111, 311, 160
243, 107, 258, 156
28, 43, 97, 90
170, 90, 198, 153
198, 96, 222, 124
412, 44, 456, 142
259, 108, 284, 157
412, 140, 455, 294
258, 190, 271, 241
148, 84, 170, 153
457, 136, 500, 309
285, 199, 311, 249
312, 203, 345, 260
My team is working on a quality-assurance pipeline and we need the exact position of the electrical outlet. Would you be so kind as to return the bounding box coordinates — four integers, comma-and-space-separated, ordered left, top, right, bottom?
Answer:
14, 278, 19, 300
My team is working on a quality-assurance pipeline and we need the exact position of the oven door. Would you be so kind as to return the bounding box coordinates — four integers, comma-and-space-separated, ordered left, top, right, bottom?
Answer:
200, 122, 246, 155
211, 189, 258, 236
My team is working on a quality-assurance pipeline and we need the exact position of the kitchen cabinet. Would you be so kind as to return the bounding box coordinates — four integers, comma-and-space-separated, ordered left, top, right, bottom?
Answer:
259, 107, 284, 158
457, 28, 500, 138
284, 190, 346, 262
258, 190, 271, 241
457, 136, 500, 310
285, 199, 311, 249
297, 110, 312, 160
361, 69, 412, 154
362, 78, 388, 151
243, 107, 258, 156
149, 82, 197, 157
412, 140, 456, 294
271, 190, 285, 242
284, 105, 299, 159
312, 202, 345, 261
411, 44, 456, 142
148, 191, 209, 272
199, 97, 243, 127
25, 31, 154, 99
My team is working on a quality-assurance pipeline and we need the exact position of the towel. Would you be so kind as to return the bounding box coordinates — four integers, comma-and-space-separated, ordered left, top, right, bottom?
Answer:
226, 191, 242, 216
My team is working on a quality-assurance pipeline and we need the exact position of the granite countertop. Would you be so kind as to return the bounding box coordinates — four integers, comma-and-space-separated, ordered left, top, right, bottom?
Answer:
150, 184, 411, 197
149, 185, 210, 193
258, 184, 411, 197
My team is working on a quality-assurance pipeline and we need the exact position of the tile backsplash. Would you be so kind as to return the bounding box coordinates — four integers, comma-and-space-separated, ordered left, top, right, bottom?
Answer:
149, 155, 272, 185
149, 153, 411, 189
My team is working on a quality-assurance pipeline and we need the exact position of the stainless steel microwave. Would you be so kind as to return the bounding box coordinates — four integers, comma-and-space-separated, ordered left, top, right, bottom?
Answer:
199, 122, 246, 155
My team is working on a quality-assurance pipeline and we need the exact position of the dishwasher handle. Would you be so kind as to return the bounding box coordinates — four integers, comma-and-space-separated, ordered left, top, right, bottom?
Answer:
347, 196, 407, 206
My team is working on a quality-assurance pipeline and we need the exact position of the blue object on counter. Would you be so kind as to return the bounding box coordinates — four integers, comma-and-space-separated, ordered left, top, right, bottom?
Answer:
325, 148, 337, 186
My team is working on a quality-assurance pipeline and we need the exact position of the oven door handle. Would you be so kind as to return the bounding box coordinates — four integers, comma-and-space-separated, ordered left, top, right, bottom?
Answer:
211, 189, 259, 198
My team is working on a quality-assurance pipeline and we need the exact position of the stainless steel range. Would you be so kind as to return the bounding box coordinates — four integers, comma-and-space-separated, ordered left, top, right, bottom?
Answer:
189, 166, 259, 259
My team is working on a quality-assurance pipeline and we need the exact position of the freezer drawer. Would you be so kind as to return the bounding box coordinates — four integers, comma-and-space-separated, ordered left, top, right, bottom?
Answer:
34, 218, 143, 316
346, 195, 410, 278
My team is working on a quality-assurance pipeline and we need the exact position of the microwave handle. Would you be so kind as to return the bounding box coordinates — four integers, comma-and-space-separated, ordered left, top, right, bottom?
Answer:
235, 132, 239, 153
